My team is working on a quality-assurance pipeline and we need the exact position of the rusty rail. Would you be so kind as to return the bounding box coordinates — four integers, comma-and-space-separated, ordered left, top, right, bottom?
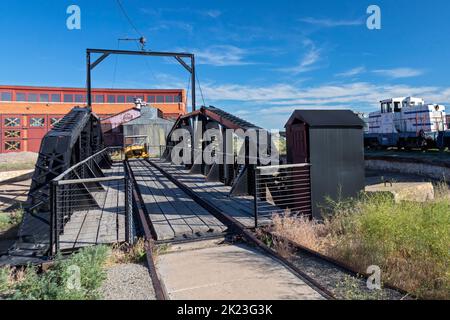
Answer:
147, 158, 336, 300
124, 160, 167, 300
263, 230, 412, 299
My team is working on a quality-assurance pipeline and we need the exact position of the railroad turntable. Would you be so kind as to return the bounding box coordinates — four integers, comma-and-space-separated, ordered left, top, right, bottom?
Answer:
0, 48, 428, 301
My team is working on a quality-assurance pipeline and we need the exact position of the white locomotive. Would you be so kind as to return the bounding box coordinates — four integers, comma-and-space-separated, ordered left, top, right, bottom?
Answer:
364, 97, 448, 149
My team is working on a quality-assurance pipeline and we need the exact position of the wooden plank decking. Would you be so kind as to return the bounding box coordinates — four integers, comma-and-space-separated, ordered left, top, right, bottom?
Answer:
129, 160, 227, 241
149, 159, 274, 228
59, 162, 127, 250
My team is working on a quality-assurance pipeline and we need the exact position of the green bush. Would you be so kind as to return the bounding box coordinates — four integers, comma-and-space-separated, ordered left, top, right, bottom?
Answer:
2, 246, 109, 300
0, 267, 10, 293
0, 213, 9, 231
0, 209, 23, 232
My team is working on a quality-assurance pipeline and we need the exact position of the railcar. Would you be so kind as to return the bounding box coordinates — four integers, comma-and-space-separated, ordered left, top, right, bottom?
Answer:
364, 97, 450, 150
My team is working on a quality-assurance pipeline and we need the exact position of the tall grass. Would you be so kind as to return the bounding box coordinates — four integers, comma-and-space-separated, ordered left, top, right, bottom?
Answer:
0, 246, 109, 300
106, 239, 147, 265
272, 192, 450, 299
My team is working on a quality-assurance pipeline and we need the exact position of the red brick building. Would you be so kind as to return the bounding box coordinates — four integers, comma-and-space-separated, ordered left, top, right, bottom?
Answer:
0, 85, 186, 153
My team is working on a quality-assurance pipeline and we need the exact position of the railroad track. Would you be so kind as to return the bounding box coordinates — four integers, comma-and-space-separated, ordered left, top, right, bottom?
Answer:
365, 149, 450, 166
126, 159, 335, 300
262, 231, 412, 299
124, 160, 167, 300
126, 159, 410, 300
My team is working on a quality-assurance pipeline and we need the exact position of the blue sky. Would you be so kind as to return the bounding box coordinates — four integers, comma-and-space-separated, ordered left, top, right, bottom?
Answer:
1, 0, 450, 128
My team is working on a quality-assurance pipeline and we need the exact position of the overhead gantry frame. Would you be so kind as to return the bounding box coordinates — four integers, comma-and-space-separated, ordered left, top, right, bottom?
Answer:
86, 48, 197, 112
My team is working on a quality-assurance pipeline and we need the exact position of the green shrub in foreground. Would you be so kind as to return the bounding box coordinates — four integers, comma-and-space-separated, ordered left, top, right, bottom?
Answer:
2, 245, 109, 300
0, 209, 23, 232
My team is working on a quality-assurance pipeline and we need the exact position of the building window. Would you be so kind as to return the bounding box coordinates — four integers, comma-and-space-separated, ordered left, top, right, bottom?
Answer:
4, 130, 20, 138
95, 95, 105, 103
75, 94, 85, 103
126, 96, 135, 103
107, 95, 116, 103
40, 94, 49, 102
1, 92, 12, 101
156, 95, 164, 103
30, 117, 45, 127
50, 118, 61, 126
28, 93, 38, 102
165, 95, 174, 103
64, 94, 74, 103
51, 94, 61, 102
117, 95, 125, 103
4, 117, 20, 127
16, 93, 26, 101
147, 95, 155, 103
174, 94, 182, 103
5, 141, 21, 151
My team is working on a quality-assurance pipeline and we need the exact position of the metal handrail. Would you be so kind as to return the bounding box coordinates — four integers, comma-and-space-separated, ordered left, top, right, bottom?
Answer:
253, 163, 312, 228
257, 163, 311, 170
53, 146, 120, 182
56, 175, 124, 185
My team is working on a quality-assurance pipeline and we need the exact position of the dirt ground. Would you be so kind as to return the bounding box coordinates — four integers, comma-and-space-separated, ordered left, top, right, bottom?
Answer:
0, 179, 31, 255
0, 180, 31, 212
0, 152, 37, 172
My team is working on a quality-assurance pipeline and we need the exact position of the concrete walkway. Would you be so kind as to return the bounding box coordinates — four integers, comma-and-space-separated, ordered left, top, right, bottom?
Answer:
156, 242, 324, 300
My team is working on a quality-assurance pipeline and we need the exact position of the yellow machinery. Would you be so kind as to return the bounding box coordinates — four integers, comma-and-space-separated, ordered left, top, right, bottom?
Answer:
124, 135, 150, 160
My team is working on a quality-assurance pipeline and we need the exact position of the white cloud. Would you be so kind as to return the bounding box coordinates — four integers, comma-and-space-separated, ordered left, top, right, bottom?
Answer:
336, 66, 366, 77
148, 20, 193, 33
277, 41, 321, 74
299, 17, 364, 27
203, 10, 222, 18
198, 81, 450, 129
372, 68, 424, 78
194, 45, 253, 66
202, 82, 448, 107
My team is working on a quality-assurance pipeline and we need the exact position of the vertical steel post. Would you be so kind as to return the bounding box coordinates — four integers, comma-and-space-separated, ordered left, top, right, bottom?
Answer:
86, 51, 92, 111
55, 182, 60, 254
124, 177, 132, 244
49, 181, 56, 256
191, 55, 196, 112
254, 165, 258, 229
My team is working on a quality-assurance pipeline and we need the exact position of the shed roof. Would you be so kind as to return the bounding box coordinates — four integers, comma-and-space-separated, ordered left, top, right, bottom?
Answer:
123, 106, 174, 126
285, 110, 364, 128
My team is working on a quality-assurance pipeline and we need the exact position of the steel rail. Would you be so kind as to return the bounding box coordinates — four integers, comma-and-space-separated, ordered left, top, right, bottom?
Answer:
263, 230, 413, 299
124, 161, 168, 301
146, 159, 336, 300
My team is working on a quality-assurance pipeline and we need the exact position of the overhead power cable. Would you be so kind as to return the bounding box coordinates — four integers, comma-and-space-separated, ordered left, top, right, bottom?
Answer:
196, 73, 206, 107
116, 0, 144, 38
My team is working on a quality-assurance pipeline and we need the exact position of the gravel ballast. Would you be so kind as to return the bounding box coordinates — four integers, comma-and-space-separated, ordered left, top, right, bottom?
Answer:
289, 250, 410, 300
100, 263, 156, 300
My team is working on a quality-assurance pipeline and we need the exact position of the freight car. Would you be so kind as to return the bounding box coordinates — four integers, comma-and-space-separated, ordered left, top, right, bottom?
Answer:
364, 97, 450, 150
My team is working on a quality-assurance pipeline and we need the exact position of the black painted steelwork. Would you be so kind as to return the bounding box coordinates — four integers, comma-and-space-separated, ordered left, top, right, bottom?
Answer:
86, 48, 196, 112
163, 106, 272, 196
2, 108, 106, 264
